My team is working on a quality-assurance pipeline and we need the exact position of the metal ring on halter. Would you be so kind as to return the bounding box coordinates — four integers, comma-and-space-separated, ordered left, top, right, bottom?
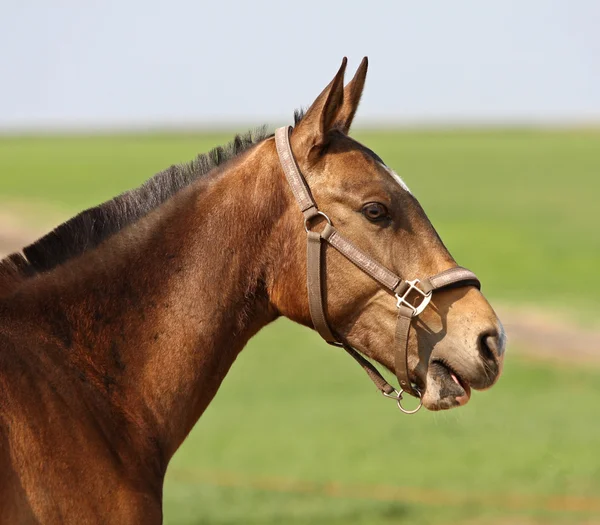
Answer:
304, 211, 332, 233
382, 388, 423, 415
397, 388, 423, 414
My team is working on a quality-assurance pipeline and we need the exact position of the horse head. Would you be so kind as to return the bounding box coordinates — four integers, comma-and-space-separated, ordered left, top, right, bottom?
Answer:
269, 58, 505, 411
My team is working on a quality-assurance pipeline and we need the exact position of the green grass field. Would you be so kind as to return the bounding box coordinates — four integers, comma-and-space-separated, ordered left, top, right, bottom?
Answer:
1, 129, 599, 524
1, 129, 598, 313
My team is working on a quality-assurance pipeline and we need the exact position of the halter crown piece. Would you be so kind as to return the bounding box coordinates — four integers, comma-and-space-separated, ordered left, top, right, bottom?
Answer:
275, 127, 481, 414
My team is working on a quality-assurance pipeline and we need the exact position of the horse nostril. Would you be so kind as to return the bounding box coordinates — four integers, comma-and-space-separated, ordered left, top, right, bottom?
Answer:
479, 335, 494, 362
478, 331, 503, 364
469, 333, 501, 390
472, 329, 505, 390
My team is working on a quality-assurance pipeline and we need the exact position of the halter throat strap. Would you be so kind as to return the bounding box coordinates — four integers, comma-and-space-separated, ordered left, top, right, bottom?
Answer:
275, 126, 480, 412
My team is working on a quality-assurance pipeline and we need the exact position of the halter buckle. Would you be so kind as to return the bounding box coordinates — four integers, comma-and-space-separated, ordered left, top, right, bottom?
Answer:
395, 279, 432, 317
382, 388, 423, 414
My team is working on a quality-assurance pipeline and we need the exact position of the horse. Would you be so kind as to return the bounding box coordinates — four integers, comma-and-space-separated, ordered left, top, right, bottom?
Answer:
0, 58, 505, 523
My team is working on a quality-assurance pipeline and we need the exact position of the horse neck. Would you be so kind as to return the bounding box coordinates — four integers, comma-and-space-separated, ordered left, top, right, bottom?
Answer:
31, 140, 288, 464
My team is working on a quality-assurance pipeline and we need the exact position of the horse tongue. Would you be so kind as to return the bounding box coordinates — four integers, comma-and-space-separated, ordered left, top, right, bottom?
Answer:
451, 373, 471, 406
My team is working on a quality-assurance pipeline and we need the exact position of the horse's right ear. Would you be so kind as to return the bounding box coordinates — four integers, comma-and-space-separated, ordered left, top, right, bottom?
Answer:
291, 58, 347, 157
337, 57, 368, 134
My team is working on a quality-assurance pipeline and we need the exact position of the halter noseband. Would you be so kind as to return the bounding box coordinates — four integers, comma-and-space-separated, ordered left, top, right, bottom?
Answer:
275, 126, 481, 414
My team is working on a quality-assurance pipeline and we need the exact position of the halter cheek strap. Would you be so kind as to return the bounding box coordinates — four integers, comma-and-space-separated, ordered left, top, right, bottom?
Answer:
275, 126, 480, 414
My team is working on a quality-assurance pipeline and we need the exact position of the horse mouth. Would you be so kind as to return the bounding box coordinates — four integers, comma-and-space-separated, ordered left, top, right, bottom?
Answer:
421, 360, 472, 411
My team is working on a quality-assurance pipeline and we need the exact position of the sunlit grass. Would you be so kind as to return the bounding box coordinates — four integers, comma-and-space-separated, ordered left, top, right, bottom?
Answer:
1, 129, 598, 311
163, 319, 600, 524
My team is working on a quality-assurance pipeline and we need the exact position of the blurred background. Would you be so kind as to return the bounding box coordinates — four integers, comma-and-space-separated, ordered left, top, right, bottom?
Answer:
1, 1, 599, 524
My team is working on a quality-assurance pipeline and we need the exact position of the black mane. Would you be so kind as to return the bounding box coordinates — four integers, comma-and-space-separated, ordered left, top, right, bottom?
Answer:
0, 126, 271, 280
294, 108, 306, 125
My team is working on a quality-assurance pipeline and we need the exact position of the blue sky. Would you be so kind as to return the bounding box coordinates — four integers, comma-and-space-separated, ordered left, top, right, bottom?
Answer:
1, 1, 598, 130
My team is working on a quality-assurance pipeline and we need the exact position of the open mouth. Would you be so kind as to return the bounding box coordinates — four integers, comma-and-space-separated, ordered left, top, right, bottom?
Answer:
423, 360, 472, 410
448, 369, 471, 405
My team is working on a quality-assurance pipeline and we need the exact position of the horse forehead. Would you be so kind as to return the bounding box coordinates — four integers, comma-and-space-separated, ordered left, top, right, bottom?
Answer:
380, 163, 412, 194
330, 136, 412, 195
331, 151, 412, 196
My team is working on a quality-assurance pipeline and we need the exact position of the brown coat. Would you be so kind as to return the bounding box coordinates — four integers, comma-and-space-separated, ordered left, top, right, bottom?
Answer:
0, 58, 504, 523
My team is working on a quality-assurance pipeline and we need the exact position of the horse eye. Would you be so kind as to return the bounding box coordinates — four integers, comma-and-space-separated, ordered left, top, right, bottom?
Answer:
362, 202, 389, 222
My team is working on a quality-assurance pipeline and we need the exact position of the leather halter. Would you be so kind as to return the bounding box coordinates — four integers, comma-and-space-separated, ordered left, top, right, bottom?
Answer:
275, 126, 481, 414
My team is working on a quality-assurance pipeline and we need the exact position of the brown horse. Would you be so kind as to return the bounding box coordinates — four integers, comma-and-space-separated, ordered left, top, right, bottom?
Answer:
0, 58, 505, 523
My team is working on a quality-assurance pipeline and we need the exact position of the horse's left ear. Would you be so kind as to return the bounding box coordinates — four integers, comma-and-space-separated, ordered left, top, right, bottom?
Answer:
336, 57, 368, 134
291, 58, 347, 155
